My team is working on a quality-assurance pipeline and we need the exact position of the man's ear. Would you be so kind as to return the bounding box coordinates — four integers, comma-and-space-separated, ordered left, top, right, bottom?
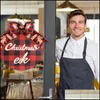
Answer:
67, 27, 71, 33
85, 23, 90, 32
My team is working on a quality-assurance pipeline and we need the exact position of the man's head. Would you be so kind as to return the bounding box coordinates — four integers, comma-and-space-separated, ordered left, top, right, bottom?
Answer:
68, 9, 87, 40
68, 9, 87, 24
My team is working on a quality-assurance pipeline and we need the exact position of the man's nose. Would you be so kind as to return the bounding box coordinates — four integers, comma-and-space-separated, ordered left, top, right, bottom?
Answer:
75, 23, 79, 28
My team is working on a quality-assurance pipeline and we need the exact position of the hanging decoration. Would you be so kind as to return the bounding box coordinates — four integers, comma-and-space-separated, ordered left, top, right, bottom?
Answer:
0, 19, 48, 70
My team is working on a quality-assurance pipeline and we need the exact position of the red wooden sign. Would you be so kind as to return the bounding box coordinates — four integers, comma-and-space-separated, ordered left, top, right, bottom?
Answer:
0, 21, 47, 70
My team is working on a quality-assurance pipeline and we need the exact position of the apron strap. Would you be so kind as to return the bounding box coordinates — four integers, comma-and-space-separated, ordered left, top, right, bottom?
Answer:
61, 37, 70, 58
83, 37, 87, 59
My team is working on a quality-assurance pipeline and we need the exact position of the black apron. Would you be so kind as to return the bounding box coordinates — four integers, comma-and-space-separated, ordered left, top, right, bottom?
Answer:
58, 37, 94, 99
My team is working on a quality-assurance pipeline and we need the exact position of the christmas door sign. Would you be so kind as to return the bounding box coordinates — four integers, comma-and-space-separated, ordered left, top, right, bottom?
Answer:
0, 21, 48, 70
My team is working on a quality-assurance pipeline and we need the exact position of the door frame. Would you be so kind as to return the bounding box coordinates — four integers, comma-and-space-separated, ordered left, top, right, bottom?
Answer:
43, 1, 56, 99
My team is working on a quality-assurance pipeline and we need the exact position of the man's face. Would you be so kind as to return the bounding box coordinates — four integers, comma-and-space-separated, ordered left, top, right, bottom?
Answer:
69, 15, 86, 38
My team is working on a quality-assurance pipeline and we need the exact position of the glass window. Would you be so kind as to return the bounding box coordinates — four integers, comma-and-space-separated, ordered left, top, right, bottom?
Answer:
85, 19, 99, 44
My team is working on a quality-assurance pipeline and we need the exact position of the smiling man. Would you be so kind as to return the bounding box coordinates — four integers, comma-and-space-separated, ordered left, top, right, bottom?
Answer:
56, 9, 99, 99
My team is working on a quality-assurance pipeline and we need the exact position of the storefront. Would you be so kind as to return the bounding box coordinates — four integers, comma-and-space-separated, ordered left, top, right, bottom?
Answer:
1, 1, 99, 100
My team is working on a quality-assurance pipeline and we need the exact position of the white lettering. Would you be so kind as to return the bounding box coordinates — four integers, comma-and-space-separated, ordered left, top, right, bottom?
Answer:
5, 43, 13, 51
12, 34, 17, 38
14, 52, 30, 64
5, 43, 40, 51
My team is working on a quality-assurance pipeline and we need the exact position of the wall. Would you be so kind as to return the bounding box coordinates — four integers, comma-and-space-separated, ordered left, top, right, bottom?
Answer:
56, 12, 67, 38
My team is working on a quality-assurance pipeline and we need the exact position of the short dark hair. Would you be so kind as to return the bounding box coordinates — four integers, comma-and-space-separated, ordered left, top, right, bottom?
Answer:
68, 9, 87, 24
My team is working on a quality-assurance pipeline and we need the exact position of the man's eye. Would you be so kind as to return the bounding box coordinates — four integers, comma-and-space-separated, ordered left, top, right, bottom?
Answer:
70, 21, 75, 24
79, 21, 84, 24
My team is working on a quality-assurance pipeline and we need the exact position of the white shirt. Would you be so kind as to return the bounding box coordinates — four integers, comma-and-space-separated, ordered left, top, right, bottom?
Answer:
56, 35, 99, 83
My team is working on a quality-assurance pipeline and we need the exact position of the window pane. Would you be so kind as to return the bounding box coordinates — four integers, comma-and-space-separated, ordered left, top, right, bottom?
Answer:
85, 19, 99, 44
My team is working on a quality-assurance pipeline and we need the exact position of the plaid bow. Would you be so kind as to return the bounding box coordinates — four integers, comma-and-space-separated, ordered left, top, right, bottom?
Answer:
0, 22, 48, 48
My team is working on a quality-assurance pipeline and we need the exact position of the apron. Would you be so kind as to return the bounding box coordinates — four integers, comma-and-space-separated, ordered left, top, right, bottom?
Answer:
58, 37, 94, 99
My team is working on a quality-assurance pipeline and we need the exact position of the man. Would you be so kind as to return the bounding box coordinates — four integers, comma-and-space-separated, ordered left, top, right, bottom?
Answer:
56, 9, 99, 99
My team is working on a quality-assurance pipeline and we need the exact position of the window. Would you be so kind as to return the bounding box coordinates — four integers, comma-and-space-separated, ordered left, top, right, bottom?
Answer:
34, 19, 39, 32
85, 14, 99, 44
